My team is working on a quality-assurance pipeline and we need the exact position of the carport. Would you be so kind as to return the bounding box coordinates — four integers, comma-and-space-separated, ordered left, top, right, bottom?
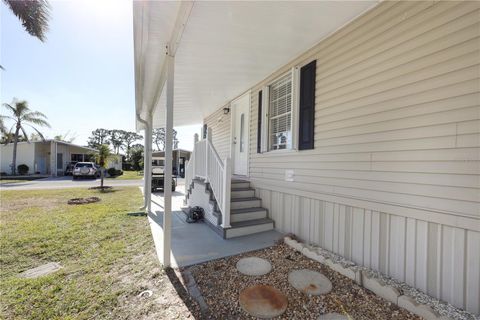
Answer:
133, 1, 377, 267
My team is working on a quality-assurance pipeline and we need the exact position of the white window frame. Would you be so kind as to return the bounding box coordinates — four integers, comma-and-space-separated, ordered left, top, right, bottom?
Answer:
260, 67, 300, 153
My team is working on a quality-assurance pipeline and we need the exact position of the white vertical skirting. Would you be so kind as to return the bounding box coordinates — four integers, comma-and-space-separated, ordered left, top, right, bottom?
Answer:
255, 187, 480, 314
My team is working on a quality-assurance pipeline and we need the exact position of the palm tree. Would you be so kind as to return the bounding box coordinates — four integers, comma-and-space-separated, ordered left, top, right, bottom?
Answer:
3, 0, 50, 42
1, 0, 50, 69
94, 144, 112, 189
0, 115, 6, 133
2, 99, 50, 175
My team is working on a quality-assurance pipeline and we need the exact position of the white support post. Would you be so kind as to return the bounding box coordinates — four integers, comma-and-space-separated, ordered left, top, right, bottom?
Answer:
221, 157, 231, 228
163, 53, 174, 267
143, 114, 153, 212
193, 133, 198, 178
205, 127, 212, 181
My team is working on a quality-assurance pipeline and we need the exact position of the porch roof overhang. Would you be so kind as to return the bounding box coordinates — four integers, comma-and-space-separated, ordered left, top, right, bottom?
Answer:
133, 1, 378, 130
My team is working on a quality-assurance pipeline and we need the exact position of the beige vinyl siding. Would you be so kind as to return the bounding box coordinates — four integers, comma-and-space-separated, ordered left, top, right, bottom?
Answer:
203, 106, 232, 161
204, 1, 480, 313
248, 1, 480, 221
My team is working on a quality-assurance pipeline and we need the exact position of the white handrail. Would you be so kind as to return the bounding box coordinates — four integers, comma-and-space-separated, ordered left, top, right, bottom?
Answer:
185, 151, 194, 195
186, 133, 231, 228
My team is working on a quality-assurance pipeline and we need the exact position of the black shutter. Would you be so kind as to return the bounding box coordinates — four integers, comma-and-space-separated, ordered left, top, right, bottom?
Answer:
298, 60, 316, 150
257, 90, 262, 153
203, 124, 207, 139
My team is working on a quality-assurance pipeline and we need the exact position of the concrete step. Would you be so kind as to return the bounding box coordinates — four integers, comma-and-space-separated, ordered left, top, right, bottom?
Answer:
231, 188, 255, 199
230, 197, 261, 210
231, 180, 250, 190
231, 207, 267, 222
225, 218, 274, 239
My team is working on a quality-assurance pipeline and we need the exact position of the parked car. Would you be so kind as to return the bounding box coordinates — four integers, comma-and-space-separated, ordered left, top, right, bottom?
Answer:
151, 167, 177, 192
65, 162, 78, 176
72, 162, 97, 180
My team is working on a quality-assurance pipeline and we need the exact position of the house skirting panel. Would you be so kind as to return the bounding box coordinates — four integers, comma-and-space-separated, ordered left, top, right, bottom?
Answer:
187, 181, 218, 227
254, 185, 480, 315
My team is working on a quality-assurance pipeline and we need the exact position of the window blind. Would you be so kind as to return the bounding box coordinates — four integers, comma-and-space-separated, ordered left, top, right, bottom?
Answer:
269, 72, 292, 150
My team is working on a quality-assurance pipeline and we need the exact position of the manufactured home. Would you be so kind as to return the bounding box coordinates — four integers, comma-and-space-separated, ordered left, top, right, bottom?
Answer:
133, 1, 480, 314
0, 140, 96, 176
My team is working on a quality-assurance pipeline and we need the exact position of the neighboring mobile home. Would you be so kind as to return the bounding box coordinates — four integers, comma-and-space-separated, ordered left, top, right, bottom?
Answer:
0, 140, 96, 176
133, 1, 479, 314
152, 149, 191, 177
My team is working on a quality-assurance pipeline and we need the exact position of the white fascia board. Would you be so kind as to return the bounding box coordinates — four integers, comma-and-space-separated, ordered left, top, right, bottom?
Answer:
134, 1, 193, 131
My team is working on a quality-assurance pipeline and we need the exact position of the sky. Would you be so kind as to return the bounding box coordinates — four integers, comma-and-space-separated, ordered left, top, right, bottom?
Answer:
0, 0, 200, 151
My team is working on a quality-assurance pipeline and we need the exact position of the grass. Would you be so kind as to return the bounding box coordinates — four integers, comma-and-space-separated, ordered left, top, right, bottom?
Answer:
106, 171, 143, 180
0, 187, 196, 319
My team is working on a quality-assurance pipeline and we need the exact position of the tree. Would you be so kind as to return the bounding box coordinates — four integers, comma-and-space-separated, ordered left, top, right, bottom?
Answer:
54, 131, 75, 143
152, 128, 179, 151
1, 99, 50, 174
1, 132, 26, 144
121, 131, 143, 160
94, 144, 112, 189
29, 133, 41, 141
0, 116, 6, 133
108, 129, 124, 154
87, 128, 109, 149
130, 143, 144, 171
3, 0, 50, 42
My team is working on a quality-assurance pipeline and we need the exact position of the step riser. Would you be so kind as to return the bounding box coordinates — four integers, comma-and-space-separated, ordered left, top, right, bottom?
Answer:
231, 210, 267, 222
225, 222, 274, 239
231, 199, 261, 210
231, 190, 255, 199
231, 182, 250, 189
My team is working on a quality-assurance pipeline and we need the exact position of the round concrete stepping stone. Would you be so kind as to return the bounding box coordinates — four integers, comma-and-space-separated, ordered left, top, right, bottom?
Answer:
239, 285, 288, 318
236, 257, 272, 276
288, 269, 332, 295
318, 313, 350, 320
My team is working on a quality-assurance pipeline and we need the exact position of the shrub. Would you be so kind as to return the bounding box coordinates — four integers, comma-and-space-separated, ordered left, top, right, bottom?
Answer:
107, 168, 123, 177
107, 167, 117, 177
17, 164, 29, 175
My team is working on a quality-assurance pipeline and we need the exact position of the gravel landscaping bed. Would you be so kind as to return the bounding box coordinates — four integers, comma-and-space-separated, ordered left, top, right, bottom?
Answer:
187, 243, 421, 319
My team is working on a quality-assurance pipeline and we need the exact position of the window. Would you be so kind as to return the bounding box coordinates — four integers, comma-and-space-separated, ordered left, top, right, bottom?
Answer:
268, 72, 293, 150
71, 154, 84, 162
240, 113, 245, 152
57, 153, 63, 169
75, 163, 93, 168
152, 159, 165, 166
258, 61, 316, 153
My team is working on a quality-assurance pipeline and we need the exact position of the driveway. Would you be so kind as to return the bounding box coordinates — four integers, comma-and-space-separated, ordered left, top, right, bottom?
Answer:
0, 176, 143, 190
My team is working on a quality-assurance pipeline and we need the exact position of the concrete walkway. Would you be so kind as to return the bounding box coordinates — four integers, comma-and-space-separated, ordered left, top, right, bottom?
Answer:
148, 189, 283, 268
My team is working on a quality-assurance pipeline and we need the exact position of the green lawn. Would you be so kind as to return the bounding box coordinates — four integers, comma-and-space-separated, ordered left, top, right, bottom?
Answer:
0, 187, 196, 319
107, 170, 143, 180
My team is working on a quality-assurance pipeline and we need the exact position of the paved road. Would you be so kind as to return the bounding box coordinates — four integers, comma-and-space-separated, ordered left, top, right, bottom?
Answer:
0, 176, 143, 190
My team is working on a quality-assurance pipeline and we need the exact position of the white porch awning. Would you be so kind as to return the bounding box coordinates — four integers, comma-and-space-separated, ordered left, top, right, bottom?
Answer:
133, 1, 378, 130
